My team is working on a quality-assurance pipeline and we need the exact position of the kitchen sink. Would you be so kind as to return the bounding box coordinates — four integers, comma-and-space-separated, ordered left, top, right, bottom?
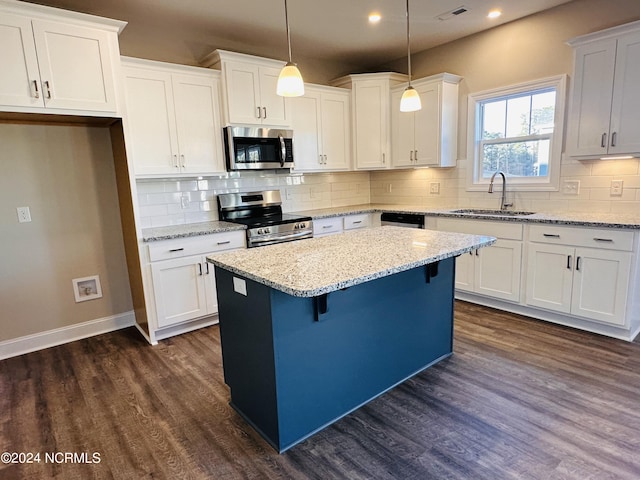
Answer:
451, 209, 536, 216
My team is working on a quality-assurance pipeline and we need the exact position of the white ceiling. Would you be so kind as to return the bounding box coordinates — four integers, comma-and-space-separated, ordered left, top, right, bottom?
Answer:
26, 0, 576, 70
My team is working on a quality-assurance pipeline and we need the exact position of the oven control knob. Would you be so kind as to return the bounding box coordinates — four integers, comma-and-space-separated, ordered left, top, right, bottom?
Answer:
299, 222, 306, 229
264, 228, 270, 234
257, 228, 264, 234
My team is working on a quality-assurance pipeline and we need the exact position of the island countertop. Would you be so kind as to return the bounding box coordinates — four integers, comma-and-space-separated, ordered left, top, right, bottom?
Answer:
207, 226, 495, 297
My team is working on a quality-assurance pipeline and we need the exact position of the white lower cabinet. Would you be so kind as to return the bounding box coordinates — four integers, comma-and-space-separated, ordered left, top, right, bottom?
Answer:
145, 231, 245, 335
526, 226, 632, 326
437, 218, 523, 303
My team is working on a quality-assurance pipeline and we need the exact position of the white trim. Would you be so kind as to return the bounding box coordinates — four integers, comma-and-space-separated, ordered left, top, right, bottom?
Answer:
466, 75, 567, 192
0, 311, 136, 360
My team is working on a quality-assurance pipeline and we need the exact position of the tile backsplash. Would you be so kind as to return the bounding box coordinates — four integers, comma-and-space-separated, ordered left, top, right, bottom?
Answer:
136, 171, 371, 228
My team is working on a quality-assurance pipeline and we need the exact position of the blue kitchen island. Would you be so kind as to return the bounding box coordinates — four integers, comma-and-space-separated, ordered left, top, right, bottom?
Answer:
207, 226, 494, 453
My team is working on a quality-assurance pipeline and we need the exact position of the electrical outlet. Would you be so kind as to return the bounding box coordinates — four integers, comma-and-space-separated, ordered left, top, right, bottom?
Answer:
384, 183, 392, 193
562, 180, 580, 195
16, 206, 31, 223
180, 194, 190, 209
429, 182, 440, 194
285, 188, 293, 200
611, 180, 624, 196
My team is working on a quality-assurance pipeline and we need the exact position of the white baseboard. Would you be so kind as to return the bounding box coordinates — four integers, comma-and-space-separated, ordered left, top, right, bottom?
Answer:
0, 311, 136, 360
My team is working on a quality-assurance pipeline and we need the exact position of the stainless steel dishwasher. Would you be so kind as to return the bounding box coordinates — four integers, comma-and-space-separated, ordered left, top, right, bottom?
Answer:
380, 212, 425, 229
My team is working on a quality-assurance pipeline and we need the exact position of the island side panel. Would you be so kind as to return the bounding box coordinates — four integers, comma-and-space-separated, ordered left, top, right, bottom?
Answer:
214, 266, 281, 449
271, 257, 456, 451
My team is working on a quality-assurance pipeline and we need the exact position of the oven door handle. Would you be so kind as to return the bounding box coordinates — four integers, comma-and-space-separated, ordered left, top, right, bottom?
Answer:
251, 230, 311, 245
278, 134, 286, 167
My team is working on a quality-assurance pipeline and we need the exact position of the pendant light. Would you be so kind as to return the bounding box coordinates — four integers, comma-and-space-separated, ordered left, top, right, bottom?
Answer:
400, 0, 421, 112
277, 0, 304, 97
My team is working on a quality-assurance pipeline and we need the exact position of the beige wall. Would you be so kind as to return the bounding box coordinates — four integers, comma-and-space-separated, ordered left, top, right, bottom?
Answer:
371, 0, 640, 213
0, 124, 132, 342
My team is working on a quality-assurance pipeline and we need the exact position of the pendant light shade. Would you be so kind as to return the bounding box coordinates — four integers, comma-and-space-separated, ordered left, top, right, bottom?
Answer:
401, 0, 421, 112
277, 0, 304, 97
400, 85, 422, 112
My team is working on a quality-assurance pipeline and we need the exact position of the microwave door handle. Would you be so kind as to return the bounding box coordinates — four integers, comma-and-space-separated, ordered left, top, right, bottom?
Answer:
278, 134, 286, 167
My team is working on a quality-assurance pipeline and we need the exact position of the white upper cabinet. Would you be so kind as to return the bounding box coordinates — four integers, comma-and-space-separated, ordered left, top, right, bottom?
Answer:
391, 73, 461, 168
203, 50, 290, 127
567, 21, 640, 159
291, 84, 351, 172
0, 2, 124, 116
122, 58, 225, 176
333, 73, 406, 170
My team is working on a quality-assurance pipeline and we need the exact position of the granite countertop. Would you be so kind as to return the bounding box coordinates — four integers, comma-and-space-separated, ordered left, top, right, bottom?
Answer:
292, 204, 640, 229
207, 226, 495, 297
142, 221, 245, 242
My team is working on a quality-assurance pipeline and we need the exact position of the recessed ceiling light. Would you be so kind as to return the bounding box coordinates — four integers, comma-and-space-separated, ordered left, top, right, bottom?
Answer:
369, 12, 382, 24
487, 9, 502, 19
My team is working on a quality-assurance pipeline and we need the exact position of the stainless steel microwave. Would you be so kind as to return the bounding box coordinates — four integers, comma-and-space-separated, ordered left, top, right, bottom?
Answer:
223, 126, 294, 171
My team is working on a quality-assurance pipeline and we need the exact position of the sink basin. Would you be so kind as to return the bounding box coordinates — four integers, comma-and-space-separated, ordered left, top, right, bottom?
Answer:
451, 209, 536, 216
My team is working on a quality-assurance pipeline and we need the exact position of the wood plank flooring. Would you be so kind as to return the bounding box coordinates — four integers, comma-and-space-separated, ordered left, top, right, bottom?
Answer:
1, 301, 640, 479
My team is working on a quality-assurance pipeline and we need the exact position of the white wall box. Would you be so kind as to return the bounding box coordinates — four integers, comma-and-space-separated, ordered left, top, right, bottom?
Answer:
203, 50, 290, 127
0, 0, 124, 116
144, 231, 245, 341
567, 21, 640, 159
122, 57, 225, 176
291, 84, 351, 172
332, 73, 406, 170
391, 73, 462, 168
437, 218, 523, 303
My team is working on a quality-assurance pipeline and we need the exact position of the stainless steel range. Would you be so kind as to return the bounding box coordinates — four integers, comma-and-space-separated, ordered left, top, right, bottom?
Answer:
217, 190, 313, 248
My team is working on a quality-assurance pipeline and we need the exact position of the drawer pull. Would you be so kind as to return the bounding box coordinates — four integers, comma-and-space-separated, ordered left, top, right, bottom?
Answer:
216, 240, 231, 245
322, 225, 334, 229
169, 248, 185, 252
593, 238, 613, 243
352, 221, 362, 224
543, 233, 560, 238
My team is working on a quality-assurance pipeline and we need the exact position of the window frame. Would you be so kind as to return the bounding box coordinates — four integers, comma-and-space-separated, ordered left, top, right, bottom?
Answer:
466, 75, 567, 192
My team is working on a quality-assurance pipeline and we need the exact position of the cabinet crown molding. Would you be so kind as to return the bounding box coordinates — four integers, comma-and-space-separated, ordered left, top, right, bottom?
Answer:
200, 49, 286, 70
567, 19, 640, 47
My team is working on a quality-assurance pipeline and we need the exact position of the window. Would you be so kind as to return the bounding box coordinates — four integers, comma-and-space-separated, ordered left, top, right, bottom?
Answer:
467, 75, 566, 191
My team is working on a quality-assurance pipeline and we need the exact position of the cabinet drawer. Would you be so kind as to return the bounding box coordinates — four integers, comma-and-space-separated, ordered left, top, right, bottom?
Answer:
313, 217, 343, 236
148, 230, 245, 261
528, 225, 634, 251
437, 218, 523, 240
344, 214, 371, 230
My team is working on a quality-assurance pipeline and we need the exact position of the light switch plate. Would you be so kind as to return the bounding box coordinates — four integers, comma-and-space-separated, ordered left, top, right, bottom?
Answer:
430, 182, 440, 194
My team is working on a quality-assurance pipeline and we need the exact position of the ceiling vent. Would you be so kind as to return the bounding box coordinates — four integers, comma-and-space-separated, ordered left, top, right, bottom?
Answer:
436, 6, 469, 21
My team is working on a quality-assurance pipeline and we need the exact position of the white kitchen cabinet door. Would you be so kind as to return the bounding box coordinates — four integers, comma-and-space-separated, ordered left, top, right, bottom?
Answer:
475, 240, 522, 302
32, 19, 117, 112
123, 68, 179, 175
203, 260, 219, 316
0, 13, 42, 107
352, 79, 389, 169
608, 31, 640, 156
525, 243, 574, 314
172, 73, 225, 175
320, 91, 350, 170
291, 92, 322, 171
571, 248, 631, 326
151, 256, 208, 328
223, 61, 262, 124
391, 88, 415, 168
258, 65, 289, 127
413, 82, 440, 166
454, 251, 475, 293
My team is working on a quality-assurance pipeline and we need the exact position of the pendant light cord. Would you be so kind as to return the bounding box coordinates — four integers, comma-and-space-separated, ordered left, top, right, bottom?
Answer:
406, 0, 412, 87
284, 0, 293, 63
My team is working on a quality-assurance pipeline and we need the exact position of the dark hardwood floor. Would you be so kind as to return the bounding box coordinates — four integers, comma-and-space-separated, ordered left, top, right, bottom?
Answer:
2, 301, 640, 479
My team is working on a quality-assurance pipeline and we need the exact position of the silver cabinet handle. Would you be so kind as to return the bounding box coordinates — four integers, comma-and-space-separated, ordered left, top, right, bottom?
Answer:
611, 132, 617, 147
216, 240, 231, 245
576, 256, 582, 271
262, 107, 267, 119
567, 255, 572, 270
593, 238, 613, 242
319, 154, 323, 165
173, 154, 179, 168
382, 153, 386, 164
324, 155, 328, 164
543, 233, 560, 238
43, 80, 51, 99
410, 150, 414, 162
414, 150, 418, 161
180, 154, 185, 167
169, 248, 184, 252
198, 263, 203, 276
256, 107, 262, 118
601, 133, 607, 148
353, 220, 362, 224
32, 80, 40, 98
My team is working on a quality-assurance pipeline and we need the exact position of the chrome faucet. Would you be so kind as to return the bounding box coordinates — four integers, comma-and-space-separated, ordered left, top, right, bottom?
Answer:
488, 171, 512, 210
